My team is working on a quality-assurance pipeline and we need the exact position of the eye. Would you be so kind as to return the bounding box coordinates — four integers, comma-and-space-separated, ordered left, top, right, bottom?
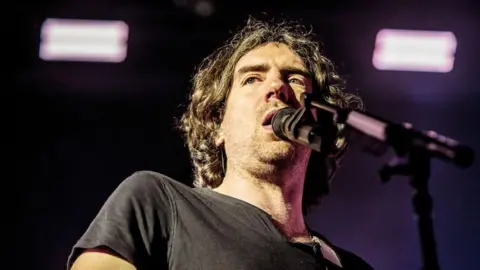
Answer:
288, 77, 305, 86
243, 76, 261, 85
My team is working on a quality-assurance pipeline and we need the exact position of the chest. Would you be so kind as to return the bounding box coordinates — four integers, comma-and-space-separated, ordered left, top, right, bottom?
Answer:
167, 210, 326, 270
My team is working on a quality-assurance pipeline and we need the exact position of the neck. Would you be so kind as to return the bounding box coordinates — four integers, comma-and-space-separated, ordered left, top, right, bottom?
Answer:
213, 159, 310, 241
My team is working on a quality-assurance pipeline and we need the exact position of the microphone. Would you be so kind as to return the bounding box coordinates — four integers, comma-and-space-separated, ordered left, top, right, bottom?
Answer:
271, 96, 475, 168
271, 107, 337, 153
271, 107, 298, 141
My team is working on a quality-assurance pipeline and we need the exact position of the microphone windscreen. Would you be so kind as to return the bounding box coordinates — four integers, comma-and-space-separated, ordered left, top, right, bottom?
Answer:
271, 107, 296, 141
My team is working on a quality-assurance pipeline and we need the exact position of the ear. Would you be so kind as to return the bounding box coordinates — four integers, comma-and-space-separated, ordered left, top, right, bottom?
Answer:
215, 130, 225, 147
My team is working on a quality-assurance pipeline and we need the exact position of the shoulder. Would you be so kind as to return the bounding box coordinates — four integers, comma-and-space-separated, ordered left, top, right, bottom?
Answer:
97, 170, 188, 210
66, 171, 186, 270
118, 170, 188, 193
122, 170, 178, 186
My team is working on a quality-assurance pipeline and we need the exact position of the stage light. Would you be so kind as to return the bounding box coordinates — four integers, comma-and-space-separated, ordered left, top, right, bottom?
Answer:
372, 29, 457, 73
39, 18, 129, 63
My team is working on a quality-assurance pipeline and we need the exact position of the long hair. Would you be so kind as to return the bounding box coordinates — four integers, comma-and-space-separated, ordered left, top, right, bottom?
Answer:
178, 16, 363, 214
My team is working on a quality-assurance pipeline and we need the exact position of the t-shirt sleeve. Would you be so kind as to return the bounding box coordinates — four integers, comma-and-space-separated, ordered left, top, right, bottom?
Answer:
66, 171, 176, 269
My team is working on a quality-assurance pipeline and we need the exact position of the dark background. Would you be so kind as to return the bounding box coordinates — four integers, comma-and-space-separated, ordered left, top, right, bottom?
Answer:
16, 0, 479, 269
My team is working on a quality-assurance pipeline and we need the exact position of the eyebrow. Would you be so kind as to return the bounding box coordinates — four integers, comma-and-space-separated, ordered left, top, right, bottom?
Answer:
235, 63, 311, 80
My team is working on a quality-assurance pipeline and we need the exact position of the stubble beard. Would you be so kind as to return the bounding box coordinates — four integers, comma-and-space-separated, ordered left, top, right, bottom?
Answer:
249, 128, 302, 175
227, 125, 309, 184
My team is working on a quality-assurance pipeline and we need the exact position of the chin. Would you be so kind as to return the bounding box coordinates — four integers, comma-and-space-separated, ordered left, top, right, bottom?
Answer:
256, 140, 298, 164
252, 129, 308, 164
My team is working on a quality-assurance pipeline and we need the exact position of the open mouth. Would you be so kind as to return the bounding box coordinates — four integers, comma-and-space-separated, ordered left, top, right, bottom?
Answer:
262, 110, 278, 129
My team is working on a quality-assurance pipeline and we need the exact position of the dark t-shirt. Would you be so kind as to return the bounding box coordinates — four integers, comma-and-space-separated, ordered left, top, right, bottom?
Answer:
67, 171, 373, 270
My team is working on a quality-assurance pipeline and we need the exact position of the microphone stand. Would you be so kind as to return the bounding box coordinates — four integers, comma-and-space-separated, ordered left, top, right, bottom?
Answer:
294, 93, 475, 270
378, 146, 440, 270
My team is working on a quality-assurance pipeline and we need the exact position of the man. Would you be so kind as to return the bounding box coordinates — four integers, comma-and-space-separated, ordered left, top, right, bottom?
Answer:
67, 17, 372, 270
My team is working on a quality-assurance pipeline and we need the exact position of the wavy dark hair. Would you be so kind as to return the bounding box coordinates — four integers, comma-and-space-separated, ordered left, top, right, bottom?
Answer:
178, 16, 363, 214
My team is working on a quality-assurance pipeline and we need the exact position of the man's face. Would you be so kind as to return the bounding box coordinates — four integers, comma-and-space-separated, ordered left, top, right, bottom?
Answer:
216, 42, 313, 173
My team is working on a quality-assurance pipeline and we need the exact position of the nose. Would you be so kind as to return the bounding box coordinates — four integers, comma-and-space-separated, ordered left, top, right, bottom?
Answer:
265, 78, 292, 104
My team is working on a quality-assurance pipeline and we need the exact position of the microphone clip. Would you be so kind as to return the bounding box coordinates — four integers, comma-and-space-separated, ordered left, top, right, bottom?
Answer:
280, 106, 321, 150
281, 94, 337, 153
